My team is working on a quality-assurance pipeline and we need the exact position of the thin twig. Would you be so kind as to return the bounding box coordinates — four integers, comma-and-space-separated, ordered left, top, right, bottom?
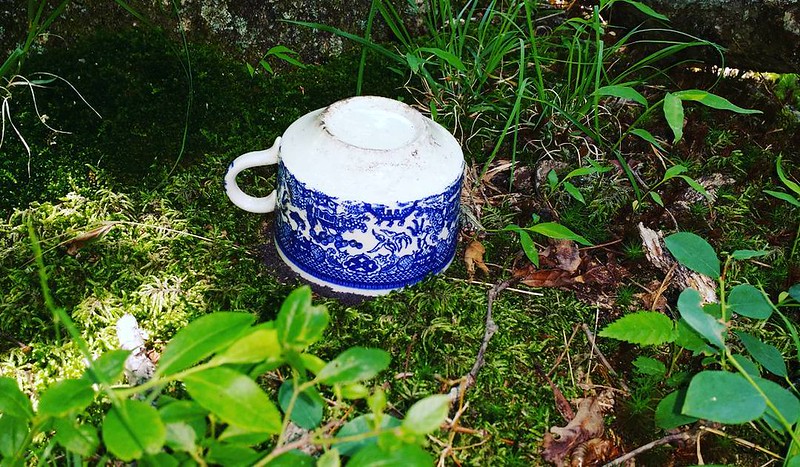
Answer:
603, 431, 692, 466
447, 277, 544, 297
581, 323, 630, 393
699, 425, 783, 460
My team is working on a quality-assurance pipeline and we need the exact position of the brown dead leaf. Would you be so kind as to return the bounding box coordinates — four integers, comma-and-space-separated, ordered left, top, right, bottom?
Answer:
64, 223, 115, 256
551, 240, 581, 273
542, 390, 615, 466
569, 437, 622, 467
464, 240, 490, 280
514, 266, 577, 288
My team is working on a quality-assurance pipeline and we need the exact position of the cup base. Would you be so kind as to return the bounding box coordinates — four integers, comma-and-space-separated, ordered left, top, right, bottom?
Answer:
275, 239, 454, 297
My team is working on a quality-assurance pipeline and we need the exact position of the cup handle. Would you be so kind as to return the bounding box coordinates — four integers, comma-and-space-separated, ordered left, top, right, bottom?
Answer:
224, 136, 281, 213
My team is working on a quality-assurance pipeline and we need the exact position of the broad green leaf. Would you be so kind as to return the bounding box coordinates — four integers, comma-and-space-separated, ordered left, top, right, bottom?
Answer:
183, 367, 281, 434
83, 349, 130, 385
218, 424, 271, 446
754, 376, 800, 431
54, 419, 98, 457
788, 454, 800, 467
663, 164, 688, 180
655, 390, 698, 430
619, 0, 669, 21
731, 249, 769, 260
519, 229, 539, 267
599, 311, 674, 346
102, 399, 166, 461
266, 450, 315, 467
563, 181, 585, 203
317, 449, 341, 467
737, 332, 787, 377
348, 443, 432, 467
790, 283, 800, 302
664, 232, 720, 279
418, 47, 466, 71
663, 92, 684, 143
764, 189, 800, 207
317, 347, 390, 385
630, 128, 667, 153
529, 222, 591, 246
632, 356, 666, 377
683, 371, 765, 424
0, 377, 33, 420
209, 328, 282, 366
402, 394, 451, 435
674, 90, 762, 114
649, 191, 664, 207
278, 379, 324, 429
728, 284, 772, 319
595, 85, 647, 106
547, 169, 559, 189
564, 164, 611, 180
158, 400, 208, 424
141, 453, 180, 467
677, 288, 726, 348
730, 354, 760, 378
156, 312, 255, 376
38, 379, 95, 418
206, 442, 260, 467
776, 154, 800, 196
335, 414, 401, 456
164, 422, 196, 453
277, 286, 330, 350
341, 383, 371, 400
405, 53, 423, 73
674, 318, 717, 355
299, 353, 327, 375
0, 414, 27, 458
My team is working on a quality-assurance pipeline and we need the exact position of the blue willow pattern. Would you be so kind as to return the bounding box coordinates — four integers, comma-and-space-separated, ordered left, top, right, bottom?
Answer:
275, 162, 461, 291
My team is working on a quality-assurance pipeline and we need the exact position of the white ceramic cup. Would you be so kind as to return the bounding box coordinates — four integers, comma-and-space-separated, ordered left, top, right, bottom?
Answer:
224, 96, 464, 296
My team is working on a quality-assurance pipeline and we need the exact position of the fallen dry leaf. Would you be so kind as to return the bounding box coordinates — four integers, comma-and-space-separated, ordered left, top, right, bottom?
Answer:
569, 437, 622, 467
64, 223, 115, 255
514, 266, 578, 288
464, 240, 490, 280
551, 239, 581, 273
542, 390, 615, 466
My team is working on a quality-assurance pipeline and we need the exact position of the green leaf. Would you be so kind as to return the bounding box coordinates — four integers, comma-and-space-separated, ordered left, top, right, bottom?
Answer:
156, 312, 255, 376
677, 288, 726, 348
547, 169, 559, 189
728, 284, 773, 319
335, 414, 401, 456
599, 311, 675, 346
38, 379, 95, 418
730, 354, 761, 378
277, 286, 330, 350
164, 422, 196, 453
664, 232, 720, 279
278, 379, 324, 429
299, 353, 327, 375
519, 229, 539, 267
317, 347, 390, 385
402, 394, 450, 435
348, 443, 433, 467
528, 222, 591, 246
266, 450, 315, 467
0, 377, 33, 420
595, 85, 647, 106
737, 332, 787, 377
102, 399, 166, 461
674, 90, 762, 114
54, 419, 99, 457
83, 349, 130, 385
0, 415, 27, 458
209, 328, 282, 366
649, 191, 664, 207
663, 92, 684, 143
632, 356, 666, 377
790, 283, 800, 302
417, 47, 466, 71
776, 154, 800, 196
731, 249, 769, 260
563, 181, 585, 204
630, 128, 667, 153
754, 376, 800, 431
662, 164, 687, 180
764, 190, 800, 207
317, 449, 341, 467
206, 442, 260, 467
674, 318, 717, 355
218, 424, 271, 446
655, 390, 699, 430
619, 0, 669, 21
678, 175, 710, 200
682, 371, 765, 424
183, 367, 282, 434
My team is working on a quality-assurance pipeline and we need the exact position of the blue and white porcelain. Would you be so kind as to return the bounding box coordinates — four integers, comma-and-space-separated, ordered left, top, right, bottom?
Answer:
224, 96, 464, 296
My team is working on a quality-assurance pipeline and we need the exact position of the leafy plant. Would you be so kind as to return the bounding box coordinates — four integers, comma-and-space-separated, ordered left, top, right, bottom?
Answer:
0, 225, 449, 464
503, 215, 591, 267
600, 231, 800, 465
765, 154, 800, 258
246, 46, 305, 77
